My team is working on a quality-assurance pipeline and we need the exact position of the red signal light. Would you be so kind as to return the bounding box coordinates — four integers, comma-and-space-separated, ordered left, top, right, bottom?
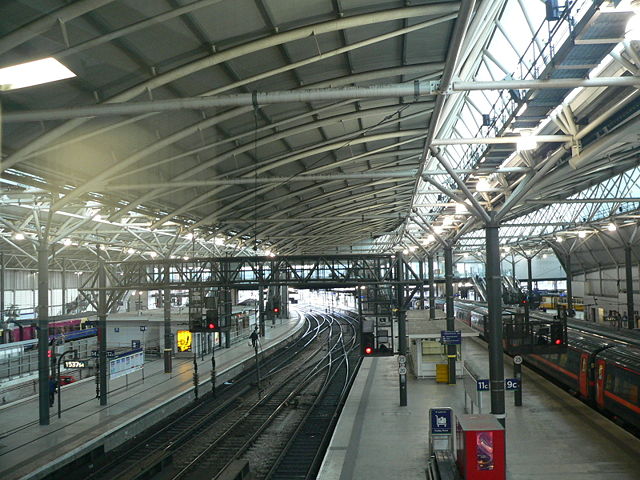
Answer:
554, 339, 562, 345
208, 323, 216, 330
273, 307, 280, 313
364, 346, 373, 355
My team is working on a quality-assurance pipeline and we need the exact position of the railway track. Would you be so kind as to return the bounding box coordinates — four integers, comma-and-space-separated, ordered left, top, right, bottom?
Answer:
70, 308, 359, 480
266, 312, 360, 480
163, 310, 359, 480
69, 311, 319, 480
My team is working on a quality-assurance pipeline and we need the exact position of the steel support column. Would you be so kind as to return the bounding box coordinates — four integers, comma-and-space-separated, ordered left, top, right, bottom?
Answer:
37, 242, 50, 425
566, 253, 573, 312
163, 264, 172, 373
444, 245, 456, 384
97, 248, 107, 405
258, 285, 265, 337
429, 255, 436, 319
525, 256, 533, 321
0, 252, 4, 324
626, 245, 635, 329
419, 259, 425, 309
61, 260, 66, 314
485, 213, 505, 425
395, 253, 408, 406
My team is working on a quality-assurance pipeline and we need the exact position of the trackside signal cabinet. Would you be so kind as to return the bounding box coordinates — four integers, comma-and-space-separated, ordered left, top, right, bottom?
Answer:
456, 414, 505, 480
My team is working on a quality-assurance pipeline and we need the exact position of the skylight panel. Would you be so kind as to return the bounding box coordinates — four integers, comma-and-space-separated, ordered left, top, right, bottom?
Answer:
0, 57, 75, 91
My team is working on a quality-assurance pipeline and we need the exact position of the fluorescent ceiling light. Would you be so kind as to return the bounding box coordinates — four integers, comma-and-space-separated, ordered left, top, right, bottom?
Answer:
0, 57, 75, 91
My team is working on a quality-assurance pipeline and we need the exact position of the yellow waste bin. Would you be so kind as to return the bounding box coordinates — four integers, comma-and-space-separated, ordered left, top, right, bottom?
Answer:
435, 363, 448, 383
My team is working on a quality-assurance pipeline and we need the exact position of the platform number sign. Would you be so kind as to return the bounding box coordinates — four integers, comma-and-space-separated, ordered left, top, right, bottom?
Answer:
505, 378, 521, 390
477, 379, 490, 391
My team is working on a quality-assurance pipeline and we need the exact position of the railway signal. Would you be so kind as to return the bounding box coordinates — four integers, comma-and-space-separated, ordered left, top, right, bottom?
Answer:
362, 332, 375, 355
550, 323, 564, 345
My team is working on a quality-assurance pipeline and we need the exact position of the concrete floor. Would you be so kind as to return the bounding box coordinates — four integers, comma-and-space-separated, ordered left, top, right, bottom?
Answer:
318, 337, 640, 480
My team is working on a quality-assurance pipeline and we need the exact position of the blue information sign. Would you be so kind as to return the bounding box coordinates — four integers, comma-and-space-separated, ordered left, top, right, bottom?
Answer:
477, 379, 490, 391
505, 378, 521, 390
430, 408, 452, 435
440, 330, 462, 345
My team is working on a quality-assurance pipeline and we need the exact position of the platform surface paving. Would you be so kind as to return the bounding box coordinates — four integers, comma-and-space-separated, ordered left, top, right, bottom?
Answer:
318, 336, 640, 480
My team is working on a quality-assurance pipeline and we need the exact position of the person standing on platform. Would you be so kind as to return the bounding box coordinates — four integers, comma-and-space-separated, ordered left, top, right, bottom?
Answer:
250, 327, 259, 349
48, 377, 57, 407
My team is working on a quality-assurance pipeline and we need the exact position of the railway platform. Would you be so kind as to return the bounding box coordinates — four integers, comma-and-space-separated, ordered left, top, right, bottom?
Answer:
318, 336, 640, 480
0, 312, 305, 480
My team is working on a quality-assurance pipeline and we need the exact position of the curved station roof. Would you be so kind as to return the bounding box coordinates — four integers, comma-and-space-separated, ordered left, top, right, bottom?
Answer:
1, 0, 639, 274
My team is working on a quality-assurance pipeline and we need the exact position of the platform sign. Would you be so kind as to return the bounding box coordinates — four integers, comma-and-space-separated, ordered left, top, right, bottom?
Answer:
131, 340, 141, 349
505, 378, 521, 390
64, 359, 88, 369
477, 379, 490, 391
91, 349, 116, 358
430, 408, 453, 435
440, 330, 462, 345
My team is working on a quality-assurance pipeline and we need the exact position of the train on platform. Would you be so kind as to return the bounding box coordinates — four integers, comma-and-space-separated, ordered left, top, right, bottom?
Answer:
454, 301, 640, 432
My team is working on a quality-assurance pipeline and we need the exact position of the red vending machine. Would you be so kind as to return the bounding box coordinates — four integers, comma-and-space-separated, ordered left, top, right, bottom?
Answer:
456, 414, 505, 479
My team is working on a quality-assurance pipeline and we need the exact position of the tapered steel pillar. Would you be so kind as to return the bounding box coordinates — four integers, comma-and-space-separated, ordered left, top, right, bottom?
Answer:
163, 264, 172, 373
428, 255, 436, 320
444, 245, 456, 384
97, 248, 107, 405
625, 245, 635, 329
38, 242, 50, 425
566, 253, 573, 312
395, 253, 407, 406
485, 212, 505, 425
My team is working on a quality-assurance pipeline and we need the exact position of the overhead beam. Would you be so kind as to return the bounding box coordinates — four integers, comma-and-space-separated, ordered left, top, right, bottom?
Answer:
527, 198, 640, 204
432, 135, 572, 145
6, 78, 640, 123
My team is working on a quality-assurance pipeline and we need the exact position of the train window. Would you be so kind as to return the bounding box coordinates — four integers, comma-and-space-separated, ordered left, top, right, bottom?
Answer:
606, 367, 638, 406
605, 372, 614, 392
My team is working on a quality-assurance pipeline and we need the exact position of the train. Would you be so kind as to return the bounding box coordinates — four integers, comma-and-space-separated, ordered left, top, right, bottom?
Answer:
1, 316, 95, 344
538, 292, 584, 312
454, 301, 640, 431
